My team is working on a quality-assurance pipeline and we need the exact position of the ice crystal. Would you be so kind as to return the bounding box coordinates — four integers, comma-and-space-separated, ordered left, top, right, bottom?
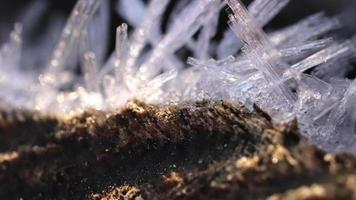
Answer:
0, 0, 356, 154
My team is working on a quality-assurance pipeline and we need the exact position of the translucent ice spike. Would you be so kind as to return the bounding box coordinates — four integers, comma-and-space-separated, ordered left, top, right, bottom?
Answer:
187, 56, 236, 70
137, 0, 219, 81
79, 28, 100, 93
270, 13, 341, 47
0, 23, 23, 72
82, 51, 99, 92
224, 42, 348, 94
344, 84, 356, 125
325, 80, 356, 149
10, 24, 23, 69
145, 69, 178, 91
141, 69, 178, 103
217, 30, 242, 59
88, 0, 110, 65
227, 0, 275, 50
194, 3, 222, 60
332, 79, 356, 121
283, 39, 356, 80
114, 0, 183, 73
227, 0, 296, 104
313, 60, 354, 81
166, 0, 191, 30
279, 38, 333, 57
217, 0, 289, 58
227, 39, 332, 72
295, 74, 337, 125
46, 0, 101, 74
18, 1, 57, 70
312, 37, 356, 80
248, 0, 290, 27
0, 23, 28, 107
117, 0, 158, 49
114, 23, 129, 80
219, 39, 332, 75
124, 0, 170, 71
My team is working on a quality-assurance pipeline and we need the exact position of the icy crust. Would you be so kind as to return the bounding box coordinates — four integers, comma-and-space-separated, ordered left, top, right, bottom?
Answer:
0, 0, 356, 153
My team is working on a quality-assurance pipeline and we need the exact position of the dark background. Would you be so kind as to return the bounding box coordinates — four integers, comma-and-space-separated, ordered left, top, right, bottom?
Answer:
1, 0, 355, 41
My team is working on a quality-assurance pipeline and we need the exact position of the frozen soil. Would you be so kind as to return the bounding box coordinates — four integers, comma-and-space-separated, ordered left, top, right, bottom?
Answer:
1, 100, 356, 200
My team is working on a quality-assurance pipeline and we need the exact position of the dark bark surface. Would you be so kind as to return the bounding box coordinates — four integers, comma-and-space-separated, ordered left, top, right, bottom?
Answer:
1, 101, 356, 199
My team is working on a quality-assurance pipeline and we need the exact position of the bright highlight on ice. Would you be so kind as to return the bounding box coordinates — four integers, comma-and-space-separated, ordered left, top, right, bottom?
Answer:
0, 0, 356, 154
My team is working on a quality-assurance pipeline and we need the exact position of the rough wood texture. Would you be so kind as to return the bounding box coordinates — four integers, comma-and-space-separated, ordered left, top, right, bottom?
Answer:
0, 101, 356, 199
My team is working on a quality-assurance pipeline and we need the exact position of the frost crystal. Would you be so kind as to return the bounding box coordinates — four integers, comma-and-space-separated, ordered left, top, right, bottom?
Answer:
0, 0, 356, 154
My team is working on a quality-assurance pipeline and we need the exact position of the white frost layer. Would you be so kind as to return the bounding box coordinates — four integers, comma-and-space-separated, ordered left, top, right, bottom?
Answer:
0, 0, 356, 154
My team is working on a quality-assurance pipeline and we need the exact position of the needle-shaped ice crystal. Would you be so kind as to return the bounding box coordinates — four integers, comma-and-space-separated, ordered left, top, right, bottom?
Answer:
124, 0, 170, 71
137, 0, 220, 82
227, 0, 296, 107
46, 0, 101, 75
0, 23, 23, 72
114, 23, 129, 80
283, 39, 356, 80
217, 0, 289, 58
82, 51, 99, 92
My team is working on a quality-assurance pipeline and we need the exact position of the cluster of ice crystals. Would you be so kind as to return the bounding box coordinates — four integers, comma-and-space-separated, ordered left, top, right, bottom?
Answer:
0, 0, 356, 154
